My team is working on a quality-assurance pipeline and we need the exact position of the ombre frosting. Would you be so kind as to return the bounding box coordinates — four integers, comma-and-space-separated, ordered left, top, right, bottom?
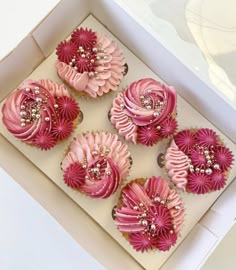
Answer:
165, 129, 234, 194
61, 132, 131, 198
115, 176, 184, 252
2, 79, 80, 150
55, 28, 125, 98
111, 78, 177, 146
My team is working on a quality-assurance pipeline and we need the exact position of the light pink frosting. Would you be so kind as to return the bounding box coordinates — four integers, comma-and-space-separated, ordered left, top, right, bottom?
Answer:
55, 33, 125, 98
110, 92, 138, 143
2, 79, 70, 143
61, 132, 131, 198
165, 140, 189, 191
111, 78, 176, 143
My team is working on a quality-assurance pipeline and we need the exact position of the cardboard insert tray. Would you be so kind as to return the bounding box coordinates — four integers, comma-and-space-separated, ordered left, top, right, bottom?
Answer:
0, 15, 235, 270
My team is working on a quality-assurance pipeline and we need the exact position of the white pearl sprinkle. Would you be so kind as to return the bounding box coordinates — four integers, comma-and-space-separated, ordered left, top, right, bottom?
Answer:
205, 168, 213, 175
213, 164, 220, 170
151, 224, 156, 230
45, 117, 50, 121
141, 220, 148, 226
153, 112, 159, 117
25, 87, 30, 92
54, 104, 58, 108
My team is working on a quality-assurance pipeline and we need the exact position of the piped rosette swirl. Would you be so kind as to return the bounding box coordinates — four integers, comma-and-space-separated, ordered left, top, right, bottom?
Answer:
55, 27, 126, 98
110, 78, 178, 146
61, 132, 131, 199
114, 176, 184, 252
165, 128, 234, 194
2, 79, 80, 150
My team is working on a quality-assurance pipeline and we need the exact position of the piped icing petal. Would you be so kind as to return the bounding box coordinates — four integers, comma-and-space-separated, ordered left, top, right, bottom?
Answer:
115, 176, 184, 252
55, 28, 125, 98
165, 140, 189, 191
165, 128, 234, 194
61, 132, 131, 199
110, 78, 177, 146
2, 79, 80, 150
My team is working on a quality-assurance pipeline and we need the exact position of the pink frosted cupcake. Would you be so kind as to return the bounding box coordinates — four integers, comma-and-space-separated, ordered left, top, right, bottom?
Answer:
2, 79, 80, 150
165, 128, 234, 194
61, 132, 131, 199
114, 176, 184, 252
110, 78, 178, 146
55, 27, 127, 98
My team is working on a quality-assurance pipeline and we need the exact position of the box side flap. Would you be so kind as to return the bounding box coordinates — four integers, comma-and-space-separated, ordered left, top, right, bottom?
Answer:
0, 36, 44, 101
32, 0, 90, 57
160, 224, 217, 270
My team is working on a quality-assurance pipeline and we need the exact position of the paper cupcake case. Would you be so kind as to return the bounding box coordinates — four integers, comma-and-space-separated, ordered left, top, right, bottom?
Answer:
0, 16, 235, 270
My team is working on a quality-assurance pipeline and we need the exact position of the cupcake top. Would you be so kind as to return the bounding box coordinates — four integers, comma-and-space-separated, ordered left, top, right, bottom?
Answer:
110, 78, 178, 146
165, 128, 234, 194
114, 176, 184, 252
55, 27, 126, 98
61, 132, 131, 199
2, 79, 80, 150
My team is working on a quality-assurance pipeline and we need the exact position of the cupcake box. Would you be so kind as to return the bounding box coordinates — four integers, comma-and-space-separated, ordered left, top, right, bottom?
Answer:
0, 1, 236, 270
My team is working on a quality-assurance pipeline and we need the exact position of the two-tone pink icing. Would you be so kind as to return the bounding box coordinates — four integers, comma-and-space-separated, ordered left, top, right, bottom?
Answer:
55, 28, 125, 98
2, 79, 80, 150
165, 129, 234, 194
110, 78, 177, 146
61, 132, 131, 199
115, 176, 184, 252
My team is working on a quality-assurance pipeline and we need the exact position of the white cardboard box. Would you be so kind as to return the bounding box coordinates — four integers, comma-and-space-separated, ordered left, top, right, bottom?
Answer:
0, 1, 236, 269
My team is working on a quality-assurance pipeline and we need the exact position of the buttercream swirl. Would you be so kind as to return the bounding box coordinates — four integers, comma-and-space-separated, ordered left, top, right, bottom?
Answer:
56, 32, 125, 98
110, 78, 177, 144
61, 132, 131, 198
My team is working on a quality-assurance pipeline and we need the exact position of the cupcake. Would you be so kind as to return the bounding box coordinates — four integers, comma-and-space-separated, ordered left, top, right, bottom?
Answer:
110, 78, 178, 146
165, 128, 234, 194
61, 132, 131, 198
55, 27, 127, 98
114, 176, 184, 252
2, 79, 80, 150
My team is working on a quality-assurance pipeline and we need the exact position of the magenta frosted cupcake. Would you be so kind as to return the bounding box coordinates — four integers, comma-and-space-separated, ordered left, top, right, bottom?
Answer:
114, 176, 184, 252
55, 27, 126, 98
110, 78, 178, 146
165, 128, 234, 194
2, 79, 80, 150
61, 132, 131, 199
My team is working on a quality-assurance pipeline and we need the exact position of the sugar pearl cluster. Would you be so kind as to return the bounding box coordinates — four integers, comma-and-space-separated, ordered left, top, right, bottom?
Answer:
20, 86, 53, 128
56, 27, 108, 79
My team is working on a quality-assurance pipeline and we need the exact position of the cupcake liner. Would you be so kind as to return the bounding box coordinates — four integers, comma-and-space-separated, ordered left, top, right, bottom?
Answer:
164, 128, 234, 194
61, 131, 132, 199
114, 176, 185, 253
